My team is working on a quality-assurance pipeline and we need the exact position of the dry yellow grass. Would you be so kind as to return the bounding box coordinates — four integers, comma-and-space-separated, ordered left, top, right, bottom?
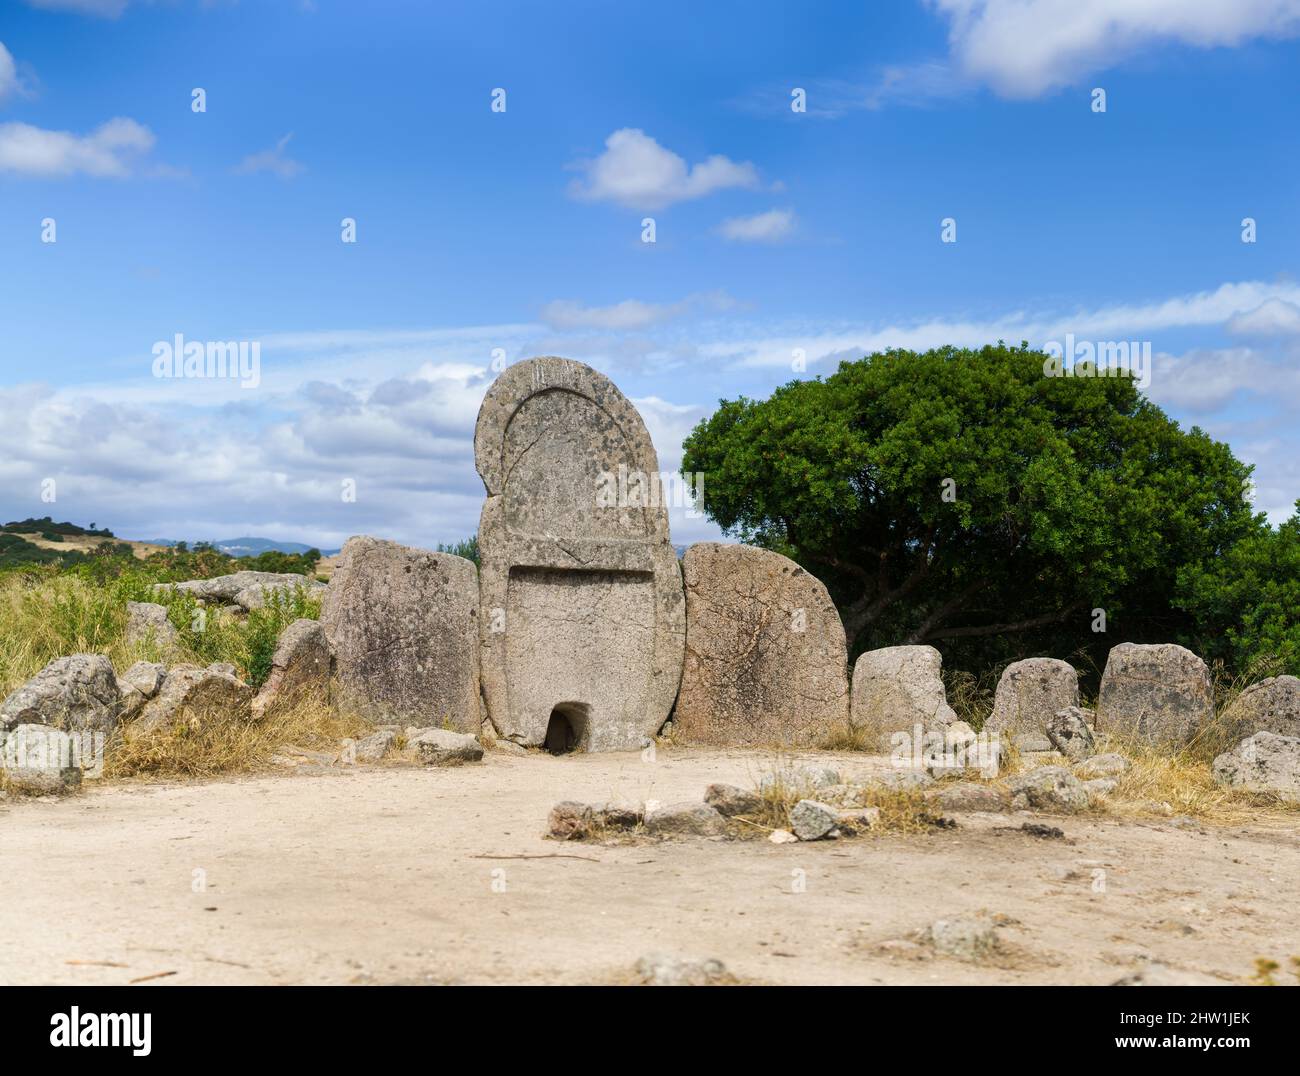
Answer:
819, 721, 878, 752
739, 753, 947, 837
104, 693, 369, 780
0, 574, 137, 695
1077, 736, 1300, 827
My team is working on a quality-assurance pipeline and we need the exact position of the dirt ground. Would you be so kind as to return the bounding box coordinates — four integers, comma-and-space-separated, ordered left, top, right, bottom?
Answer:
2, 746, 1297, 986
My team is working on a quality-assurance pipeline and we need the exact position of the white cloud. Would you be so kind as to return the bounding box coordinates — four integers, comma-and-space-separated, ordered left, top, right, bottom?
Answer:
716, 279, 1300, 368
234, 133, 303, 180
1145, 346, 1278, 412
542, 299, 687, 331
0, 42, 25, 103
746, 64, 970, 117
540, 291, 738, 331
568, 128, 759, 210
0, 364, 491, 550
0, 117, 154, 177
1226, 297, 1300, 336
929, 0, 1300, 97
718, 208, 796, 243
0, 330, 720, 549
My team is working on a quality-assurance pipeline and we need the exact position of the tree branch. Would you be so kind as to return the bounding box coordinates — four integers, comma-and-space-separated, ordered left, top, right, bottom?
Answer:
920, 603, 1083, 642
904, 579, 985, 644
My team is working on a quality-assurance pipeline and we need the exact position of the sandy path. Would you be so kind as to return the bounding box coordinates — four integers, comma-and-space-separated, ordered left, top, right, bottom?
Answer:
2, 746, 1296, 985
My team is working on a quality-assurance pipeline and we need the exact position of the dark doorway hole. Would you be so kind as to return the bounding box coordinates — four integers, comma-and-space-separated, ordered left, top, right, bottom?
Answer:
544, 703, 589, 755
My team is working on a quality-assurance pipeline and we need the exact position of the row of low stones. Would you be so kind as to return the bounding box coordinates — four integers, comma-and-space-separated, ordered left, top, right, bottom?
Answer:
7, 536, 1300, 803
318, 534, 1300, 800
547, 755, 1139, 844
222, 535, 1300, 751
545, 779, 881, 844
151, 571, 328, 615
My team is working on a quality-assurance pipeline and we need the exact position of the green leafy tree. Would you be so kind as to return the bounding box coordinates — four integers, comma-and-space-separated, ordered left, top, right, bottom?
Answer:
1176, 505, 1300, 675
437, 535, 479, 567
681, 343, 1255, 664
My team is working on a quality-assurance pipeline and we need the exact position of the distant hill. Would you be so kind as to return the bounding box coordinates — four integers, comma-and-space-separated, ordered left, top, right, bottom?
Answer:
142, 536, 340, 557
0, 519, 166, 567
3, 516, 115, 539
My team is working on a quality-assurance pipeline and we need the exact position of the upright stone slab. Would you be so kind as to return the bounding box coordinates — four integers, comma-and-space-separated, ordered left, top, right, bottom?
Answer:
985, 658, 1079, 737
321, 536, 480, 731
251, 619, 331, 719
673, 542, 848, 746
474, 357, 685, 751
1097, 642, 1213, 747
850, 644, 957, 749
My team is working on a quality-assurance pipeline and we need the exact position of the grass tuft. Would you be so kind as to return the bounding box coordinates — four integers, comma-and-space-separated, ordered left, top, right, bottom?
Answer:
104, 692, 368, 780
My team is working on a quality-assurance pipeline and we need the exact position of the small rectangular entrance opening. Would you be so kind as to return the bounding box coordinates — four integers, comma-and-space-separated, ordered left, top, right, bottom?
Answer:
544, 702, 590, 754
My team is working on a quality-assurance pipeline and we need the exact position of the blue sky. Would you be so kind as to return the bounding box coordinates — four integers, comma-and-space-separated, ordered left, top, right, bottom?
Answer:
2, 0, 1299, 550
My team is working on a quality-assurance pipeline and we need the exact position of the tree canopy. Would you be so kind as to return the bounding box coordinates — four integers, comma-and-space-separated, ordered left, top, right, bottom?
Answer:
681, 343, 1267, 676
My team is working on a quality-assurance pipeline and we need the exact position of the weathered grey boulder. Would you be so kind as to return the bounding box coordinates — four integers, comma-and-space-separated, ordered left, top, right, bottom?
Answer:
869, 769, 935, 792
251, 619, 330, 718
1097, 643, 1212, 747
644, 801, 727, 837
595, 801, 643, 830
919, 913, 1002, 961
1007, 765, 1089, 812
759, 764, 841, 794
1211, 732, 1300, 802
633, 954, 731, 986
673, 543, 849, 746
986, 658, 1079, 738
322, 536, 480, 732
789, 798, 839, 840
933, 782, 1009, 812
835, 806, 881, 834
134, 664, 253, 733
116, 661, 166, 723
405, 727, 484, 766
547, 801, 594, 839
1075, 752, 1130, 779
1082, 777, 1118, 797
125, 602, 180, 650
354, 728, 398, 763
704, 783, 763, 817
474, 358, 685, 752
1046, 706, 1096, 760
0, 655, 121, 734
233, 580, 327, 612
154, 571, 322, 606
850, 645, 957, 748
119, 661, 165, 699
2, 766, 82, 795
117, 686, 147, 723
2, 723, 75, 769
1220, 676, 1300, 739
1, 722, 98, 790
